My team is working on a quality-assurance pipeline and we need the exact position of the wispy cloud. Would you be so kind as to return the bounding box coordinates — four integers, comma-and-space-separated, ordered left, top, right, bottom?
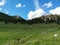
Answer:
16, 3, 26, 8
43, 1, 53, 8
34, 0, 40, 10
0, 0, 5, 6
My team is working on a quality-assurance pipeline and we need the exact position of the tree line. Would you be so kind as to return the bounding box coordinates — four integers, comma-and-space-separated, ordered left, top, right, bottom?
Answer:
0, 12, 60, 24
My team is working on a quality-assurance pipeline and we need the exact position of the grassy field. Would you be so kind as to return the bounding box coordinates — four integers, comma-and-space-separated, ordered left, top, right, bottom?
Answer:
0, 22, 60, 45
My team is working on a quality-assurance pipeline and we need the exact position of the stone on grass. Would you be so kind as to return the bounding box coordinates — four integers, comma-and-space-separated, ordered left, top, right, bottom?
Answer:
54, 34, 58, 38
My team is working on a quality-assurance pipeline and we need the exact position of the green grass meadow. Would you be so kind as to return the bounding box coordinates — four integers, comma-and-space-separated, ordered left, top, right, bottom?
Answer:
0, 22, 60, 45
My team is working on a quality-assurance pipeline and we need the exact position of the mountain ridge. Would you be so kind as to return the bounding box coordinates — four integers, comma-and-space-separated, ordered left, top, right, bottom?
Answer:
0, 12, 60, 24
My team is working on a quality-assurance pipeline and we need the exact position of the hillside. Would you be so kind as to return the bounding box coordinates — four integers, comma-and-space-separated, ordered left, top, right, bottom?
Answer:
27, 14, 60, 24
0, 12, 60, 24
0, 12, 26, 24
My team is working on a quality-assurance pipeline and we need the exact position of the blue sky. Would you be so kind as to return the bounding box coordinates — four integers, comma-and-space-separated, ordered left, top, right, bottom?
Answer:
0, 0, 60, 20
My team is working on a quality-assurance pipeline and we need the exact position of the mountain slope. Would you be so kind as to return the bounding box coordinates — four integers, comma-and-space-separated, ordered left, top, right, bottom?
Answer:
0, 12, 26, 24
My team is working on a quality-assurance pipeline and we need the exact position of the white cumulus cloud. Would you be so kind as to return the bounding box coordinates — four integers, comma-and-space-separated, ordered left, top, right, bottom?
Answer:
16, 3, 26, 8
28, 8, 46, 20
28, 0, 46, 20
49, 7, 60, 15
43, 1, 52, 8
0, 0, 5, 6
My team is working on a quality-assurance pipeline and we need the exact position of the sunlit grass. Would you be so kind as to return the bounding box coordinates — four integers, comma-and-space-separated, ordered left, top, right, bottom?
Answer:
0, 22, 60, 45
